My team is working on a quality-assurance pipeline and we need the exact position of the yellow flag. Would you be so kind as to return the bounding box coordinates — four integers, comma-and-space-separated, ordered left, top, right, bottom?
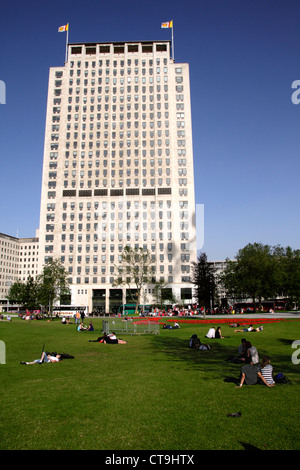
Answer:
58, 24, 69, 32
161, 21, 173, 28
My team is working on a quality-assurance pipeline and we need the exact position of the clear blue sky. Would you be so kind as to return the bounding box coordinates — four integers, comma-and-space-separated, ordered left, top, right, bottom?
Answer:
0, 0, 299, 261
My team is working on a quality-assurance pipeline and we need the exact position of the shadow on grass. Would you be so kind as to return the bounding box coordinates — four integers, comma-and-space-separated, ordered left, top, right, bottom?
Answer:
277, 338, 295, 345
150, 334, 300, 384
239, 442, 262, 450
150, 334, 239, 379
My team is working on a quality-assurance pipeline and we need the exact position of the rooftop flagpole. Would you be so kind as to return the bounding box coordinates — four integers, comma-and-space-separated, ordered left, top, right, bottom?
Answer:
171, 20, 174, 61
65, 23, 69, 64
58, 23, 69, 64
161, 20, 174, 61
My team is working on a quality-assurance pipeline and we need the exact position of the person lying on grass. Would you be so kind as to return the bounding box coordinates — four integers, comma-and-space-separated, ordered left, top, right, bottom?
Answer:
20, 351, 62, 365
89, 332, 127, 344
162, 322, 180, 329
234, 324, 264, 333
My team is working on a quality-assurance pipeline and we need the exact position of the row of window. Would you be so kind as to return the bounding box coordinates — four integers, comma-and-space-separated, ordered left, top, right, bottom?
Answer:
65, 73, 174, 85
50, 157, 185, 171
59, 262, 190, 273
61, 275, 190, 285
47, 230, 190, 242
50, 167, 177, 179
46, 200, 187, 211
68, 56, 171, 69
58, 242, 190, 252
58, 251, 190, 263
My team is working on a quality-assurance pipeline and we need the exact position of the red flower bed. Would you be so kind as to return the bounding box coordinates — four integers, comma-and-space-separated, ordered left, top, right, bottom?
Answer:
132, 317, 299, 326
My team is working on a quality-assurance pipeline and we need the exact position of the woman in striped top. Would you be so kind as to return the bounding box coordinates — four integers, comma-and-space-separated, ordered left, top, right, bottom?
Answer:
259, 356, 275, 385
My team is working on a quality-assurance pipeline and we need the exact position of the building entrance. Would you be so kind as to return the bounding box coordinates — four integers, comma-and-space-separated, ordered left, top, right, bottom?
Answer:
92, 289, 106, 313
109, 288, 123, 314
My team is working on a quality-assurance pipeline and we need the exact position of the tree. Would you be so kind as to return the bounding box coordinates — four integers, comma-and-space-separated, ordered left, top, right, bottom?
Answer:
7, 276, 40, 310
275, 246, 300, 308
192, 252, 217, 315
113, 246, 155, 315
221, 243, 281, 310
37, 258, 70, 319
7, 280, 26, 307
22, 275, 40, 310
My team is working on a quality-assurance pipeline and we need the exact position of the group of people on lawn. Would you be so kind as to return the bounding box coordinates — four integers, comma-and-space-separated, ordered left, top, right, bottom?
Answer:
21, 314, 278, 386
233, 337, 275, 387
189, 325, 277, 388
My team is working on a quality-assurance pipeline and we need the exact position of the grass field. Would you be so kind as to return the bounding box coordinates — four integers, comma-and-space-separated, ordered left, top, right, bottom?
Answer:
1, 316, 300, 450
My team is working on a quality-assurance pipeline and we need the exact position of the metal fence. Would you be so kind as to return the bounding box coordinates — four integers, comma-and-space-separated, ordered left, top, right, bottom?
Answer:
102, 318, 160, 335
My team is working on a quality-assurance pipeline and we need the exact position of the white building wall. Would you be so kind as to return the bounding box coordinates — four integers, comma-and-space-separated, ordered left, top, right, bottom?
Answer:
38, 41, 197, 313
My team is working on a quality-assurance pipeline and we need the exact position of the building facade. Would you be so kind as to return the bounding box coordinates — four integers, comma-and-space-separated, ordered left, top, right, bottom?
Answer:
0, 233, 20, 304
38, 40, 197, 313
18, 236, 39, 282
0, 233, 39, 311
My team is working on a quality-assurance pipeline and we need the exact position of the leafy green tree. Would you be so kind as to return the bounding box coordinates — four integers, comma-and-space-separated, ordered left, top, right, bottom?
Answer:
22, 275, 40, 310
221, 243, 281, 310
37, 258, 70, 318
192, 252, 217, 315
275, 246, 300, 308
7, 276, 40, 310
7, 280, 25, 306
114, 246, 155, 314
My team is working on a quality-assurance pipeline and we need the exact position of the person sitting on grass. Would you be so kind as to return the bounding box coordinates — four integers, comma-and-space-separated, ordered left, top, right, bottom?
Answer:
189, 334, 211, 350
215, 326, 225, 339
189, 334, 199, 348
247, 343, 260, 365
235, 356, 274, 388
259, 355, 275, 385
228, 338, 251, 363
87, 321, 94, 331
238, 339, 252, 361
20, 351, 62, 365
205, 327, 215, 338
77, 322, 87, 331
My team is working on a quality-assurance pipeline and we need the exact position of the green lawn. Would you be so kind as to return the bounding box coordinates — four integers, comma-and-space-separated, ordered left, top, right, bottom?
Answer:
1, 316, 300, 450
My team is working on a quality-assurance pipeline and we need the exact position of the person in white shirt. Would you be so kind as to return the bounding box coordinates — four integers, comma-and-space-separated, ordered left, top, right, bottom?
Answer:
20, 351, 62, 365
206, 327, 215, 339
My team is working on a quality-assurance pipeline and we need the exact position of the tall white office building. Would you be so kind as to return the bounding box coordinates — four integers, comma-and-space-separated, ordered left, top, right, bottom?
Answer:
38, 40, 197, 313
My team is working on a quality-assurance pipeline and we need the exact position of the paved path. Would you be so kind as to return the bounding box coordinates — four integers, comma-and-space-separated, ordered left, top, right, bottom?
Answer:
201, 312, 300, 320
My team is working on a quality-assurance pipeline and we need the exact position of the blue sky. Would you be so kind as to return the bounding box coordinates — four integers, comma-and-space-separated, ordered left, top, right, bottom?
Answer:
0, 0, 299, 260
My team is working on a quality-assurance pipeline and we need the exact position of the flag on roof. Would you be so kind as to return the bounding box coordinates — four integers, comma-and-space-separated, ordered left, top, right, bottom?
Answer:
58, 24, 69, 32
161, 21, 173, 28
